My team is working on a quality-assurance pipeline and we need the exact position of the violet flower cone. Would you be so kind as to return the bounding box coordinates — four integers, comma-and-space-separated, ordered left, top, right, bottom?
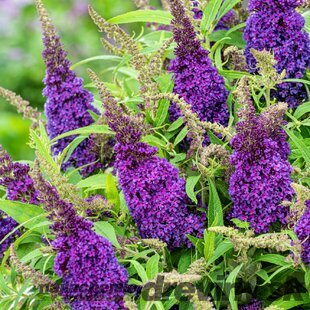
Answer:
36, 1, 101, 176
115, 142, 205, 249
36, 177, 128, 309
239, 299, 263, 310
89, 73, 206, 249
228, 102, 294, 233
294, 200, 310, 265
244, 0, 310, 107
169, 0, 229, 126
0, 146, 39, 257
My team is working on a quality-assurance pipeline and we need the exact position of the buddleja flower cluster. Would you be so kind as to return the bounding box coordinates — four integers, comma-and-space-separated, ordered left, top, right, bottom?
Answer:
244, 0, 310, 107
169, 0, 229, 127
0, 147, 39, 257
228, 79, 294, 233
89, 72, 205, 249
37, 1, 101, 176
34, 170, 128, 309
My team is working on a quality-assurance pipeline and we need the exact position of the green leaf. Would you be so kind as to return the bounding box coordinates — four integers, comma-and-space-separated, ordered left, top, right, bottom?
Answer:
125, 260, 148, 284
230, 218, 250, 229
0, 200, 47, 232
186, 175, 201, 204
155, 99, 170, 126
105, 173, 120, 212
61, 135, 88, 164
217, 0, 242, 20
70, 55, 122, 70
94, 221, 121, 249
219, 69, 251, 79
167, 118, 184, 132
204, 230, 215, 261
76, 174, 107, 189
146, 254, 160, 280
293, 101, 310, 119
108, 10, 172, 25
283, 78, 310, 86
254, 254, 290, 267
178, 251, 192, 273
284, 128, 310, 163
303, 10, 310, 33
207, 178, 223, 227
201, 0, 222, 34
174, 126, 188, 146
143, 135, 166, 148
271, 293, 310, 309
259, 265, 292, 286
226, 264, 244, 310
207, 240, 234, 265
51, 125, 113, 142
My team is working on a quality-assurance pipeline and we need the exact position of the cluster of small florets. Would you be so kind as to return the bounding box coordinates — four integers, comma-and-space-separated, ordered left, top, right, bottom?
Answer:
0, 147, 39, 257
239, 299, 263, 310
228, 81, 294, 233
33, 171, 128, 309
169, 0, 229, 127
115, 141, 205, 249
37, 1, 101, 176
294, 200, 310, 265
244, 0, 310, 107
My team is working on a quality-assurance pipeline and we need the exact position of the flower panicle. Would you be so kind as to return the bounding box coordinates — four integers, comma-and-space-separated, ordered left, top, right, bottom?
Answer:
0, 87, 41, 127
208, 226, 301, 263
251, 49, 286, 88
167, 0, 198, 49
10, 245, 58, 295
88, 5, 139, 56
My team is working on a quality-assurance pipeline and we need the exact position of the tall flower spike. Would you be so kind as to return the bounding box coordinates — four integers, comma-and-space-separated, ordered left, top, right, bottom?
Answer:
168, 0, 229, 129
0, 146, 39, 257
32, 163, 128, 309
36, 0, 101, 176
228, 79, 294, 233
0, 87, 41, 128
294, 199, 310, 265
89, 71, 205, 249
244, 0, 310, 107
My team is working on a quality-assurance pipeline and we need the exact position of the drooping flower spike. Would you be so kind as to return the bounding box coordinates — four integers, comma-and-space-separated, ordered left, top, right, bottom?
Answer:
89, 70, 206, 249
244, 0, 310, 107
168, 0, 229, 127
0, 146, 39, 257
228, 78, 294, 233
32, 163, 128, 309
36, 0, 101, 176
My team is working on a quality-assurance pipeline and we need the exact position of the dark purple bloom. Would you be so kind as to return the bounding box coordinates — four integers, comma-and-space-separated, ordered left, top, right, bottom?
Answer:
89, 74, 206, 249
244, 0, 310, 107
115, 142, 205, 249
0, 146, 39, 257
0, 217, 18, 258
37, 2, 101, 176
169, 0, 229, 127
36, 175, 128, 309
294, 200, 310, 265
239, 299, 263, 310
228, 93, 294, 233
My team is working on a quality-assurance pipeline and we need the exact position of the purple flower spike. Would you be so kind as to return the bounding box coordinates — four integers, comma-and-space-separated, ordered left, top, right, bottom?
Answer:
36, 0, 101, 176
0, 146, 39, 257
228, 83, 294, 233
244, 0, 310, 107
35, 173, 128, 309
115, 142, 205, 249
169, 0, 229, 127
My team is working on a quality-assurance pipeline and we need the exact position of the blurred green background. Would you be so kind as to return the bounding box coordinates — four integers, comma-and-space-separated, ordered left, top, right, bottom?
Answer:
0, 0, 161, 160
